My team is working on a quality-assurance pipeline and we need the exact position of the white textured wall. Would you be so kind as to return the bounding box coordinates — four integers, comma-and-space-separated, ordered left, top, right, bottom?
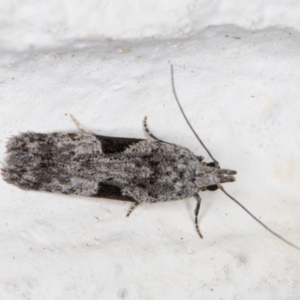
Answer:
2, 1, 300, 50
1, 2, 300, 299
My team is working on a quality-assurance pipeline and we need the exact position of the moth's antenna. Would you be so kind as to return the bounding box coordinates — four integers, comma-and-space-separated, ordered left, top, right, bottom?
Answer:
217, 183, 300, 251
171, 65, 300, 250
170, 65, 219, 166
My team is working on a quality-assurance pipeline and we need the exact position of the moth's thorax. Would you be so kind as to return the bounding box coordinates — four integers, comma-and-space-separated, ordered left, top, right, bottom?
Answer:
142, 142, 237, 200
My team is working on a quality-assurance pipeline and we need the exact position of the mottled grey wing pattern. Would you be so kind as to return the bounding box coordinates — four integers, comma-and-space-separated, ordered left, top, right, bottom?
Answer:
2, 133, 141, 200
2, 132, 201, 203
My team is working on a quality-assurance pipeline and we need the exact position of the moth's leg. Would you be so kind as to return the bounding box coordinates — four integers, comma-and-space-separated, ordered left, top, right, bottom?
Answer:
68, 114, 94, 134
143, 116, 162, 142
194, 194, 203, 239
126, 202, 140, 217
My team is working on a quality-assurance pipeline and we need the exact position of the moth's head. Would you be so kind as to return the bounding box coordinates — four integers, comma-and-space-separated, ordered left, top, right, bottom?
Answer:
195, 165, 237, 191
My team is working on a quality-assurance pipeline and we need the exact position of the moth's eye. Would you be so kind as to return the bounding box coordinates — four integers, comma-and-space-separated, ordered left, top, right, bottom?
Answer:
206, 162, 217, 168
206, 185, 218, 191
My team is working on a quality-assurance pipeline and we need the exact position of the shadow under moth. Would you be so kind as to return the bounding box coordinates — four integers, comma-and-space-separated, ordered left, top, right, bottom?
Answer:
2, 65, 299, 250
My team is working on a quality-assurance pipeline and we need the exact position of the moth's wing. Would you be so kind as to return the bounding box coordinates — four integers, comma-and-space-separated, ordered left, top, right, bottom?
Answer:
3, 167, 137, 202
3, 132, 198, 203
91, 135, 148, 201
95, 137, 200, 203
2, 132, 145, 201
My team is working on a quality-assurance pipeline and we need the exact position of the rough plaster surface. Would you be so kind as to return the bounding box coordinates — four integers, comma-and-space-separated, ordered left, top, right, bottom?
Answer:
0, 2, 300, 300
2, 1, 300, 51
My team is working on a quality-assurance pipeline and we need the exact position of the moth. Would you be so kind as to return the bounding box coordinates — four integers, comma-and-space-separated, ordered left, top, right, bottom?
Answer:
2, 65, 299, 250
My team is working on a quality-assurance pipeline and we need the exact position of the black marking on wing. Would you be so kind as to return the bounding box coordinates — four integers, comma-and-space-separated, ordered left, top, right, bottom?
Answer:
95, 135, 143, 154
92, 182, 136, 202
